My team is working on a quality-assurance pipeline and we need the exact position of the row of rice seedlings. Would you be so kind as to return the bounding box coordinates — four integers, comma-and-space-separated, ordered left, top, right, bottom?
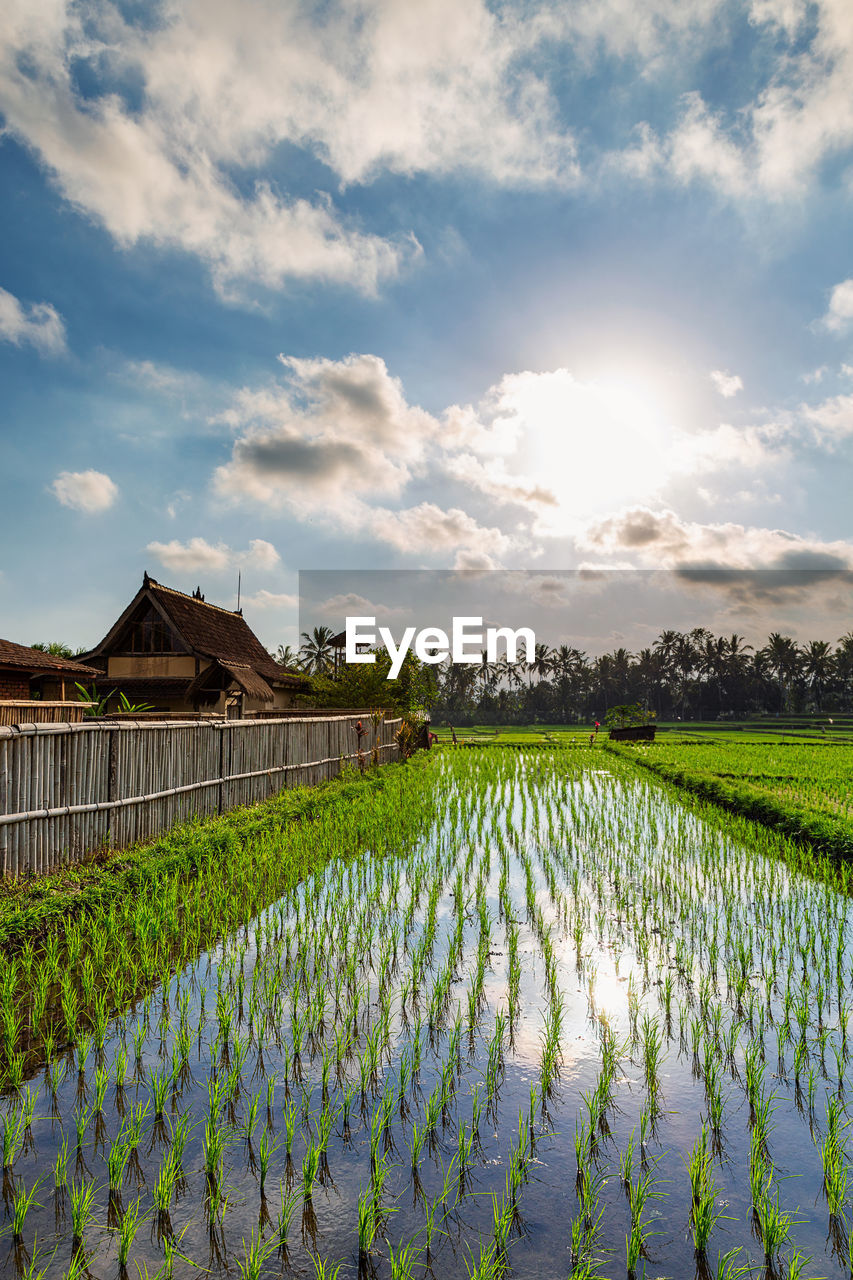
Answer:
2, 747, 848, 1275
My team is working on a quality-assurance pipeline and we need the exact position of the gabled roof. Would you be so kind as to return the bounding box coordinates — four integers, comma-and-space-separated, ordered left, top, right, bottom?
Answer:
83, 575, 305, 688
186, 660, 275, 704
0, 639, 99, 678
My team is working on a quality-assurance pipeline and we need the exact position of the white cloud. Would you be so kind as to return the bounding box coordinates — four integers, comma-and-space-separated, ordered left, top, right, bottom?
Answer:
710, 369, 743, 397
578, 504, 853, 572
146, 537, 280, 574
602, 1, 853, 203
120, 360, 200, 396
369, 502, 511, 560
674, 421, 787, 471
667, 93, 749, 195
214, 354, 434, 509
51, 469, 118, 513
241, 589, 298, 611
822, 278, 853, 332
800, 392, 853, 444
319, 593, 409, 621
0, 0, 579, 298
0, 285, 66, 355
210, 349, 853, 567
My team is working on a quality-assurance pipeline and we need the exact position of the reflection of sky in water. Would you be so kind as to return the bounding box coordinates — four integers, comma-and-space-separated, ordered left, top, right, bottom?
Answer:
5, 749, 853, 1279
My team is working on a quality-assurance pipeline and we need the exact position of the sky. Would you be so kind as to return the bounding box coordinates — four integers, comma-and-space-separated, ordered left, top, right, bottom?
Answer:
1, 0, 852, 656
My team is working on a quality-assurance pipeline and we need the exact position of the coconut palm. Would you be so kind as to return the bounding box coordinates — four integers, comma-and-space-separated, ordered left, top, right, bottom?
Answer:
274, 644, 301, 671
299, 626, 336, 674
532, 643, 554, 683
762, 633, 802, 712
30, 641, 79, 658
477, 650, 498, 694
802, 639, 833, 711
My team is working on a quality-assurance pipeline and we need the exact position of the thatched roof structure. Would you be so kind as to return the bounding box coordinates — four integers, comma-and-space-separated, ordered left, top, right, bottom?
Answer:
81, 574, 306, 707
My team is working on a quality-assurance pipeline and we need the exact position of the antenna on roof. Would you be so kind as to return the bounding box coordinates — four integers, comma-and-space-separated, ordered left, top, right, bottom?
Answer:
236, 571, 241, 613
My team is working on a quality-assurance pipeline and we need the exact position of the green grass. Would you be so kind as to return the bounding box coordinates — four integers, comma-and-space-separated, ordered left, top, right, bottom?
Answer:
431, 724, 595, 746
607, 737, 853, 858
431, 716, 853, 749
0, 755, 433, 951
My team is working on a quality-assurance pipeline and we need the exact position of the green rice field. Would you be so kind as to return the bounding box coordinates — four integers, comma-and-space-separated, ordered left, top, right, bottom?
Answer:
2, 746, 853, 1278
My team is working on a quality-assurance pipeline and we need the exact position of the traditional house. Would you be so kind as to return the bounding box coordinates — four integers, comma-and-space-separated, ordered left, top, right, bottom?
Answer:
81, 574, 307, 716
0, 639, 99, 700
0, 639, 100, 724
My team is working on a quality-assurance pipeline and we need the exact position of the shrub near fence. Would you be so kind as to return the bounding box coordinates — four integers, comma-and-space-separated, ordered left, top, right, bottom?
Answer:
0, 713, 401, 878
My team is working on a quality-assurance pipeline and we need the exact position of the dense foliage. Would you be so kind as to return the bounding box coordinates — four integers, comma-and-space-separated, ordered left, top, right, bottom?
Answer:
431, 628, 853, 725
297, 649, 437, 713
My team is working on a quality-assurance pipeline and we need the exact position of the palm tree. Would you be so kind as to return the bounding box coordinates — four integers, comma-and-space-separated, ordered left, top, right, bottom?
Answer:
722, 634, 752, 716
634, 647, 667, 716
477, 650, 498, 695
30, 641, 79, 658
837, 632, 853, 702
803, 639, 833, 711
299, 625, 336, 674
672, 634, 698, 719
274, 643, 301, 671
532, 643, 554, 683
762, 633, 801, 712
698, 634, 727, 717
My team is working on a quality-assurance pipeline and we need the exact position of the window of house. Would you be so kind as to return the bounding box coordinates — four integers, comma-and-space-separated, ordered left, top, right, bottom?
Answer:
124, 607, 181, 653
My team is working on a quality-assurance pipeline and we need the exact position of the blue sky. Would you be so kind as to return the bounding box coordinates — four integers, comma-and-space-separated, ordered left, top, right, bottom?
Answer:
1, 0, 852, 654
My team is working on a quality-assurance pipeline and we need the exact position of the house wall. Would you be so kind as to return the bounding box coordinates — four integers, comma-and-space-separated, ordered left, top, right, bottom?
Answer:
108, 655, 197, 678
0, 670, 32, 700
38, 677, 74, 701
272, 688, 299, 709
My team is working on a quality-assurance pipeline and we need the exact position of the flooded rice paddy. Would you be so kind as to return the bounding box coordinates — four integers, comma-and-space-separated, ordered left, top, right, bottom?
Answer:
2, 749, 852, 1279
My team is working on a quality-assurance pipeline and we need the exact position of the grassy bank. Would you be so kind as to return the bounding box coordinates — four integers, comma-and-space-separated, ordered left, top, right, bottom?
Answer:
606, 738, 853, 859
0, 755, 434, 950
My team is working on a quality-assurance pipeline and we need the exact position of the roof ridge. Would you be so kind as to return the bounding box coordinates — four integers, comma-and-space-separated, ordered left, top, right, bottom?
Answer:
149, 580, 241, 617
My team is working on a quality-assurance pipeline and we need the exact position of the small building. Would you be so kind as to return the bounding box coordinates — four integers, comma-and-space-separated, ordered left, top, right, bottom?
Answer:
0, 639, 100, 724
81, 573, 307, 717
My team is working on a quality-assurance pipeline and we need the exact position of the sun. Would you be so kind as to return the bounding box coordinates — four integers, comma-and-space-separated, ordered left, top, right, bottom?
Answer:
506, 367, 675, 529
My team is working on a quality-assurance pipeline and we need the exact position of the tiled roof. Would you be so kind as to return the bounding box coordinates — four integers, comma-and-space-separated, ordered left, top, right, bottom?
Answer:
0, 639, 99, 677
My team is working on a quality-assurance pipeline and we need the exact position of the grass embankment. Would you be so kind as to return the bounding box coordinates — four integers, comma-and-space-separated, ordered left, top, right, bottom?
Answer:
431, 717, 853, 747
607, 737, 853, 859
0, 755, 434, 951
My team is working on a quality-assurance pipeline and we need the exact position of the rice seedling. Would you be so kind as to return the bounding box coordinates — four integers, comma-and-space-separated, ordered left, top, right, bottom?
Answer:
258, 1126, 279, 1192
1, 1104, 25, 1169
69, 1177, 98, 1246
10, 1175, 42, 1241
54, 1135, 68, 1189
233, 1229, 278, 1280
3, 745, 853, 1276
107, 1134, 130, 1191
686, 1125, 728, 1257
754, 1181, 803, 1269
302, 1140, 320, 1199
148, 1066, 170, 1120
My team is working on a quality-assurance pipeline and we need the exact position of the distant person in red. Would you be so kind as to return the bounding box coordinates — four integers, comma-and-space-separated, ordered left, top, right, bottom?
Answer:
590, 720, 600, 747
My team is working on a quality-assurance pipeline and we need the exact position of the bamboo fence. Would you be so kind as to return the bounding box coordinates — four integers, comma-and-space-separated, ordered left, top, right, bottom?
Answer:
0, 713, 401, 878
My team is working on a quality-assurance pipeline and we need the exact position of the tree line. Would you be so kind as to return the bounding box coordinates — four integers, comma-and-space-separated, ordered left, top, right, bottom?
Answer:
430, 629, 853, 725
281, 625, 853, 723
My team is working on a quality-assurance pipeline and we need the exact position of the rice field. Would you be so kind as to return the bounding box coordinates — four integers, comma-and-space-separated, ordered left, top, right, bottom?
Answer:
617, 738, 853, 822
2, 748, 853, 1279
